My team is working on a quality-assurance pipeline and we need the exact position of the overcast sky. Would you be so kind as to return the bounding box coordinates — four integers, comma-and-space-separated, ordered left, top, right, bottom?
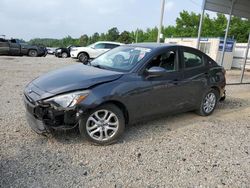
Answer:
0, 0, 204, 40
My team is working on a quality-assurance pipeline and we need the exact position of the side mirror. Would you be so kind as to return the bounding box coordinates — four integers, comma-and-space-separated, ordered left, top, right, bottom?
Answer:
146, 66, 166, 78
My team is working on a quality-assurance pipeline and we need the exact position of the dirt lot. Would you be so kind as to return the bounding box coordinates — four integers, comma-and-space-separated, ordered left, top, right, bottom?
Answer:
0, 55, 250, 187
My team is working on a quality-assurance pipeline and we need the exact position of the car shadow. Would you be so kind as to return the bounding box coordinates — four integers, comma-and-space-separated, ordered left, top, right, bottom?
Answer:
0, 145, 90, 187
44, 112, 198, 145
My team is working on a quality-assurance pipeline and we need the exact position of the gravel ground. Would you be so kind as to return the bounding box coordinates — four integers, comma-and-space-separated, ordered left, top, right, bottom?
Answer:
0, 55, 250, 188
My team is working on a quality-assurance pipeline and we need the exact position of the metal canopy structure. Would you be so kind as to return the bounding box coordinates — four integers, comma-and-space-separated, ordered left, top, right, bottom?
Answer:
197, 0, 250, 84
205, 0, 250, 19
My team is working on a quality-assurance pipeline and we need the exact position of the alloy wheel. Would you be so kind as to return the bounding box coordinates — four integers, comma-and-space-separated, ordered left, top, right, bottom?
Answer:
203, 92, 216, 113
79, 54, 88, 63
62, 52, 67, 58
86, 109, 119, 141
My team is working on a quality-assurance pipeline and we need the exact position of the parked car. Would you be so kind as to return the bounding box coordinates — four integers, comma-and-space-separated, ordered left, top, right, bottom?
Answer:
0, 38, 47, 57
46, 47, 57, 55
55, 45, 79, 58
23, 43, 226, 145
70, 41, 123, 63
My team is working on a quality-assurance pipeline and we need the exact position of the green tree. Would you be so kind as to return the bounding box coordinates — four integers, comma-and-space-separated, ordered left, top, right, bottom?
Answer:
144, 27, 158, 42
118, 31, 133, 43
175, 11, 200, 37
79, 34, 89, 46
163, 26, 176, 38
229, 17, 250, 42
99, 33, 106, 41
92, 32, 100, 43
212, 13, 227, 37
106, 27, 119, 41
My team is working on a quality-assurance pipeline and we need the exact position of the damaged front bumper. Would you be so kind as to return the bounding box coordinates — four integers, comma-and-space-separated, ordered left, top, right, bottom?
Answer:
23, 94, 79, 134
24, 95, 49, 133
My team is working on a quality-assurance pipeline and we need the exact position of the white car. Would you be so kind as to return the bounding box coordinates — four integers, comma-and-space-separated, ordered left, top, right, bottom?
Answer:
70, 41, 123, 63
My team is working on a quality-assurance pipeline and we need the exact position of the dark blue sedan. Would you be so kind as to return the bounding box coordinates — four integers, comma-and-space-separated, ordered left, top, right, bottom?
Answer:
23, 43, 226, 145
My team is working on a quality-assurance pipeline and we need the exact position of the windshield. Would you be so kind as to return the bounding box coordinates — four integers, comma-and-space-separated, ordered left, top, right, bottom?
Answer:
90, 46, 152, 72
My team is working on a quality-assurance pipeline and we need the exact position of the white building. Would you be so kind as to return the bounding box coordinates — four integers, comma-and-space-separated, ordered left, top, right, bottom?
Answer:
232, 43, 250, 69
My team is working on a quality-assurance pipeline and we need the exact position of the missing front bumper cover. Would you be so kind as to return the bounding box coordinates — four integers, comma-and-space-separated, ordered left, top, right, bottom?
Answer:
26, 111, 49, 134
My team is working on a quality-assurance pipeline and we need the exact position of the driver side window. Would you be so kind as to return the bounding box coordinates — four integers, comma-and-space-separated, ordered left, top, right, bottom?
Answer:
146, 50, 177, 72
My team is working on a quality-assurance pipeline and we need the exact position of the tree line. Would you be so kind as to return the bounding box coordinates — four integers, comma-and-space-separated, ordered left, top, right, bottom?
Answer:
29, 11, 250, 47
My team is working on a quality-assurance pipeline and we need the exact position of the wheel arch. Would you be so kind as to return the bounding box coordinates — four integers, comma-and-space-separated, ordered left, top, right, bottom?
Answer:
210, 86, 221, 100
28, 48, 38, 53
28, 49, 38, 56
77, 51, 90, 59
96, 100, 129, 125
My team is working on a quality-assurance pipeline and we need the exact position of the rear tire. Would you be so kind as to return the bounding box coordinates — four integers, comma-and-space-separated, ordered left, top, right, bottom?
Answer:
78, 53, 89, 64
28, 49, 38, 57
79, 104, 125, 145
196, 89, 219, 116
61, 52, 68, 58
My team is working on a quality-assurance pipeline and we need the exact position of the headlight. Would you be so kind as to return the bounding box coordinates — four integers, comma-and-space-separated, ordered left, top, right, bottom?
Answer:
70, 48, 77, 51
44, 90, 89, 109
57, 49, 62, 52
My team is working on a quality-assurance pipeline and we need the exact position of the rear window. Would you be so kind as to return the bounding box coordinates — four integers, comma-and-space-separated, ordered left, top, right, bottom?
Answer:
104, 43, 120, 49
183, 51, 203, 68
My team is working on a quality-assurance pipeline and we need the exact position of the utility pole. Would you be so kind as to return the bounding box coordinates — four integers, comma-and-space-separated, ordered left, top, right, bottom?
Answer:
240, 33, 250, 83
157, 0, 165, 43
196, 0, 205, 49
220, 0, 235, 66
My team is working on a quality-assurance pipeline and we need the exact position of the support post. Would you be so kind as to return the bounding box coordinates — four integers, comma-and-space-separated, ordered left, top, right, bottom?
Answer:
240, 33, 250, 83
135, 29, 138, 43
157, 0, 165, 43
220, 0, 235, 66
196, 0, 206, 49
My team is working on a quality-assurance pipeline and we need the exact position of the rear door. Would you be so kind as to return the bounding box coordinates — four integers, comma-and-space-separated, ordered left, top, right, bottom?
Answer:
9, 39, 21, 55
180, 46, 208, 107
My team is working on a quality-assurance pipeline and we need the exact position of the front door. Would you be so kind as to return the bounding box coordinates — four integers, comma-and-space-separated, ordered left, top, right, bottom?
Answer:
134, 47, 186, 118
93, 43, 107, 57
9, 40, 20, 55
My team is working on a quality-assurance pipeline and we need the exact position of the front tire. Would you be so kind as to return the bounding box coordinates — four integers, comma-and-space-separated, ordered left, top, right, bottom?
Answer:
78, 53, 89, 64
79, 104, 125, 145
28, 49, 38, 57
196, 89, 219, 116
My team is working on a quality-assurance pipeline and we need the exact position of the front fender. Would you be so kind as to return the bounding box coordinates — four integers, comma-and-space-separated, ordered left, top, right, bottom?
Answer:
77, 81, 129, 118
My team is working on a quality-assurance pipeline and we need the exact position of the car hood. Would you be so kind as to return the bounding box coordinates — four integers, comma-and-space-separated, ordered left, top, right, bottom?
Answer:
30, 64, 123, 98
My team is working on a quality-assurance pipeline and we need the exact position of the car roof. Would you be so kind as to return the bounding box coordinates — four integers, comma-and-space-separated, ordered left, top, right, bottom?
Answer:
126, 43, 181, 49
96, 41, 124, 45
126, 43, 206, 53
